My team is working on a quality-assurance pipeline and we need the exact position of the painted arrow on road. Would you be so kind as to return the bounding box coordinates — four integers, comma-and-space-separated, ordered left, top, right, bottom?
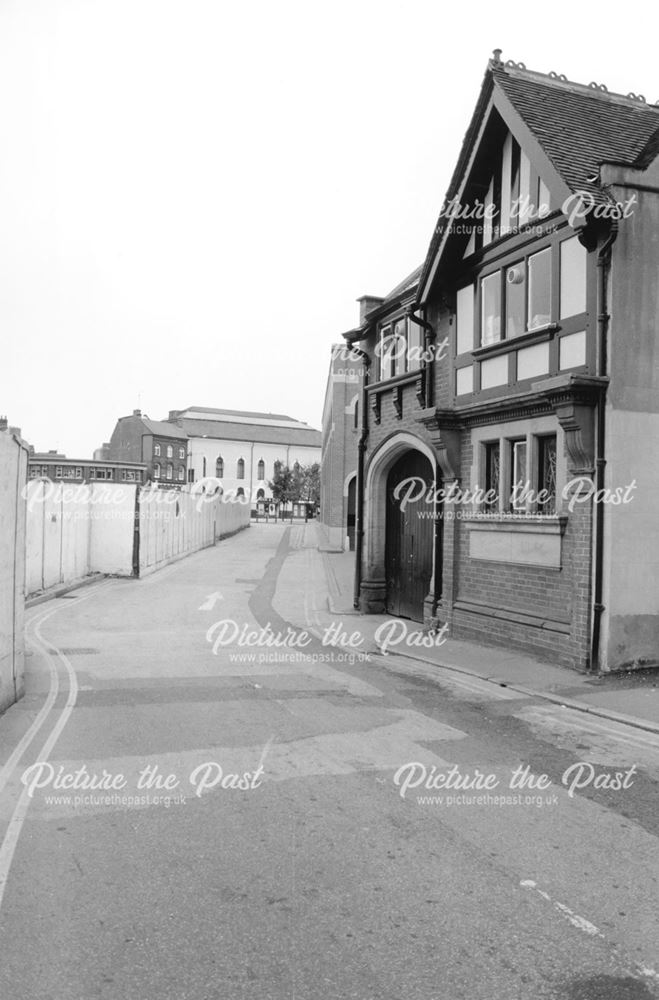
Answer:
198, 592, 224, 611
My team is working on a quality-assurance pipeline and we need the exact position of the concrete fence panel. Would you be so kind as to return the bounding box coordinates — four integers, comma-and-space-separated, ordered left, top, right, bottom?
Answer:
0, 430, 28, 713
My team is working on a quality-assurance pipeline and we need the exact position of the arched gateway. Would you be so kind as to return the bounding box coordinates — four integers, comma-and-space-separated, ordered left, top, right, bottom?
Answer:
361, 433, 439, 623
385, 450, 434, 619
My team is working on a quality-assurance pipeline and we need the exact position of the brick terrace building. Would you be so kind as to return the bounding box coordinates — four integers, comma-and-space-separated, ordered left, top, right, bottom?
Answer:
344, 52, 659, 672
107, 410, 188, 488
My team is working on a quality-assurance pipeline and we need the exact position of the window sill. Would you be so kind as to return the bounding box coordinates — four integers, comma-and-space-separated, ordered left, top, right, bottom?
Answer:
463, 514, 567, 535
472, 324, 559, 360
367, 369, 425, 392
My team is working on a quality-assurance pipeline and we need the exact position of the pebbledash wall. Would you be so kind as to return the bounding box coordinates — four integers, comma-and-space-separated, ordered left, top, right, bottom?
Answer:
25, 482, 250, 597
0, 424, 29, 714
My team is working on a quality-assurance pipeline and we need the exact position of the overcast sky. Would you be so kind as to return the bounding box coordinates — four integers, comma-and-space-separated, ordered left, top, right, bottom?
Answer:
1, 0, 656, 456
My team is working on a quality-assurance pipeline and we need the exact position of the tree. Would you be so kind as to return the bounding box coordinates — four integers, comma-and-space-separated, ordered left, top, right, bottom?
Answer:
299, 462, 320, 505
268, 464, 297, 503
268, 462, 320, 505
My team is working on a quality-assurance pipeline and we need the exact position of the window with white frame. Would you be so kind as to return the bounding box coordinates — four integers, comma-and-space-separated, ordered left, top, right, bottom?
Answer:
166, 463, 173, 480
154, 444, 161, 457
166, 445, 173, 459
178, 447, 185, 460
154, 463, 161, 479
178, 467, 184, 481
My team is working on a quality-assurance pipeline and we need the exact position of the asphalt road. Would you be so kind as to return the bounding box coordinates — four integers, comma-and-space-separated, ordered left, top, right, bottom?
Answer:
0, 523, 658, 1000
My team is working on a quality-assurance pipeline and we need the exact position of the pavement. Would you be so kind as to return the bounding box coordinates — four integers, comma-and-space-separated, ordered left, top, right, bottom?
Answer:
1, 522, 659, 1000
320, 535, 659, 736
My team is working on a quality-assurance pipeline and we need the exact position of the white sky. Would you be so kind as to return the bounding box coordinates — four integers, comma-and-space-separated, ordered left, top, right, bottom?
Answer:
1, 0, 656, 456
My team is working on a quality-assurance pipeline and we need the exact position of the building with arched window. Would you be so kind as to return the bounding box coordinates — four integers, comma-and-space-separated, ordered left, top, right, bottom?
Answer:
165, 407, 321, 510
333, 52, 659, 673
319, 343, 365, 551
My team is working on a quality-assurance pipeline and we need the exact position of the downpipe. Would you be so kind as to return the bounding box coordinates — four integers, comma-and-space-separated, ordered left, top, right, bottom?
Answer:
590, 220, 618, 672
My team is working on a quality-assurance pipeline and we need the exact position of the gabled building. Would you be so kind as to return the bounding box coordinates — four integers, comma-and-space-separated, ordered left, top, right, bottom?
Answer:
166, 407, 321, 508
107, 410, 188, 487
347, 52, 659, 672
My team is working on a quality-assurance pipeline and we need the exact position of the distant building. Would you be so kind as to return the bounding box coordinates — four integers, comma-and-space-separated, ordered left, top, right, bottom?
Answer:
28, 449, 146, 484
106, 410, 188, 488
319, 343, 365, 550
166, 407, 321, 507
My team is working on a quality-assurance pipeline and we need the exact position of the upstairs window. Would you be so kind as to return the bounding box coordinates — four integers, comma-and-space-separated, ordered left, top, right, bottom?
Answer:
481, 273, 502, 346
237, 458, 245, 479
166, 463, 173, 480
479, 246, 556, 347
257, 459, 265, 480
377, 317, 424, 379
178, 467, 184, 481
178, 447, 185, 460
528, 248, 552, 330
154, 444, 161, 457
166, 445, 173, 459
378, 324, 396, 381
154, 463, 161, 478
216, 456, 224, 478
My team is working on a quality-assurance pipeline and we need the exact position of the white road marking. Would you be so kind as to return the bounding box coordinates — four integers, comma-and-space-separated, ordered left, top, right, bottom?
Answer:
520, 879, 659, 986
520, 880, 603, 937
0, 581, 114, 798
198, 591, 224, 611
0, 626, 79, 909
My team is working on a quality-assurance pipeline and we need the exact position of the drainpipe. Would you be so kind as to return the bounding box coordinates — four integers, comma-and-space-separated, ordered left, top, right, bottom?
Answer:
409, 304, 442, 615
408, 306, 435, 408
590, 219, 618, 672
351, 345, 371, 610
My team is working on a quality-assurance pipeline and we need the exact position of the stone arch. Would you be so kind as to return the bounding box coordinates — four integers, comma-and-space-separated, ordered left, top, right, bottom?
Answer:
361, 431, 439, 616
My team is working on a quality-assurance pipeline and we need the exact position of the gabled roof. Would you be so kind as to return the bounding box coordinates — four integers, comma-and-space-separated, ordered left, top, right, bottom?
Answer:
381, 265, 423, 305
418, 52, 659, 300
141, 419, 188, 440
496, 65, 659, 203
175, 418, 322, 448
342, 265, 422, 343
177, 406, 299, 422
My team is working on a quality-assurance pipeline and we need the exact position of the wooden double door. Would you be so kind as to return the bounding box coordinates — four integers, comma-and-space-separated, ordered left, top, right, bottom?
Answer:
385, 450, 435, 621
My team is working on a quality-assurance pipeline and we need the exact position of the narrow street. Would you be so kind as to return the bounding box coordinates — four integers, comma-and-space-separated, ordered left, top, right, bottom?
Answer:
1, 523, 658, 1000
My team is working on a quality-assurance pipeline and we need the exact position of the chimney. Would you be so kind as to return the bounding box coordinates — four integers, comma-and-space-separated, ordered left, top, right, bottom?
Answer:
133, 409, 142, 417
0, 416, 7, 432
357, 295, 384, 324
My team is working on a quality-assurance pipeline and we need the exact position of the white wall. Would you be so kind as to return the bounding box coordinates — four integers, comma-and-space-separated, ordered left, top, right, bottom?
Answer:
0, 429, 28, 713
187, 438, 320, 505
25, 482, 251, 595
